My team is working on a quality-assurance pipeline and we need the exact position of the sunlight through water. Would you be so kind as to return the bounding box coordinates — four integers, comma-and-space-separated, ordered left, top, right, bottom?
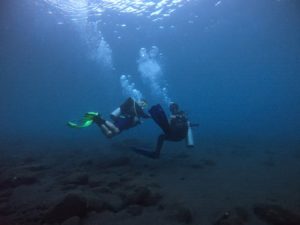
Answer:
41, 0, 190, 71
42, 0, 189, 21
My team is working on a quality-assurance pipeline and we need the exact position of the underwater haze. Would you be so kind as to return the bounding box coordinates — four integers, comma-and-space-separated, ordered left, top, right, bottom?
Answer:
1, 0, 299, 143
0, 0, 300, 225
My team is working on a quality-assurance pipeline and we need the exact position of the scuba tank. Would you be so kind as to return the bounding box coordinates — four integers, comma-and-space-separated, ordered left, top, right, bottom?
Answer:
186, 121, 194, 148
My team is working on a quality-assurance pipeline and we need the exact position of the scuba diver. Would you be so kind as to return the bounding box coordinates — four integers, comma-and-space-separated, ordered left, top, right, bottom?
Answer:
133, 102, 197, 159
68, 97, 150, 138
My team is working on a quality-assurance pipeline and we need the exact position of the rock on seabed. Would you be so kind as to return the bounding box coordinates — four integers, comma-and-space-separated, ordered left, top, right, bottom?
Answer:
253, 203, 300, 225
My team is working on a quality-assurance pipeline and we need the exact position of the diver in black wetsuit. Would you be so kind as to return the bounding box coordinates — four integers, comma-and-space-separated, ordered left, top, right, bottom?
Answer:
92, 97, 150, 138
133, 102, 196, 159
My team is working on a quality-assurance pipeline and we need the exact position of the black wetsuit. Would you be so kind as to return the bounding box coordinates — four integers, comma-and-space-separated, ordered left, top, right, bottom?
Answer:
112, 98, 150, 131
154, 111, 188, 157
132, 104, 190, 159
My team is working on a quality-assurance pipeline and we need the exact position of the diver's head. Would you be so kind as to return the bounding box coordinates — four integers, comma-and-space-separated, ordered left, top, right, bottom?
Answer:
169, 102, 179, 114
137, 99, 148, 109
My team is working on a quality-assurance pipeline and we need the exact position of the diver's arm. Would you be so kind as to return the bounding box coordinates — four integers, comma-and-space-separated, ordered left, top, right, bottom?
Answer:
139, 110, 151, 119
135, 103, 150, 119
170, 115, 176, 120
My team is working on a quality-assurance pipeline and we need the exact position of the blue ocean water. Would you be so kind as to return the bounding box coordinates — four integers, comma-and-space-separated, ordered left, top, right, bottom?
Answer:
1, 1, 300, 224
0, 0, 300, 143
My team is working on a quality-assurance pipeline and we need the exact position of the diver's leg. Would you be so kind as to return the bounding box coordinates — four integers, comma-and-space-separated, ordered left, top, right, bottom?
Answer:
131, 134, 165, 159
131, 134, 167, 159
104, 121, 120, 134
93, 115, 118, 138
153, 134, 166, 158
132, 134, 167, 159
99, 122, 121, 138
100, 124, 113, 138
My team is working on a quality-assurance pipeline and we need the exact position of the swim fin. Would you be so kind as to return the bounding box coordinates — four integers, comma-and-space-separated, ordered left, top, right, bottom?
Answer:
148, 104, 170, 134
67, 112, 99, 128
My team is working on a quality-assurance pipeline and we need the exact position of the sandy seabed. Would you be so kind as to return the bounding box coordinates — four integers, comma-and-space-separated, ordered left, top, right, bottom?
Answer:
0, 137, 300, 225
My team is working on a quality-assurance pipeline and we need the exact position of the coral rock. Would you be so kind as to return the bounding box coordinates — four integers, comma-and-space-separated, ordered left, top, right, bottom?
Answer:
44, 193, 87, 223
125, 187, 162, 207
61, 216, 80, 225
253, 203, 300, 225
